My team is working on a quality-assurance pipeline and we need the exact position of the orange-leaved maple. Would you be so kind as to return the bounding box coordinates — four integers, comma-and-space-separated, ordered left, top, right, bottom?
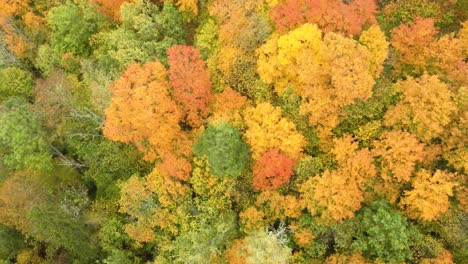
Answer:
391, 17, 438, 74
92, 0, 129, 20
168, 45, 213, 128
372, 130, 426, 183
103, 61, 192, 180
270, 0, 377, 35
252, 149, 297, 190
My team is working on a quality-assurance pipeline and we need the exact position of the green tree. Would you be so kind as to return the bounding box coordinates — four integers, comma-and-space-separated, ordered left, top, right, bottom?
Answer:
0, 98, 52, 172
28, 190, 98, 262
165, 212, 238, 263
47, 1, 103, 56
353, 200, 422, 263
0, 225, 25, 261
0, 67, 33, 101
92, 1, 186, 75
193, 122, 250, 178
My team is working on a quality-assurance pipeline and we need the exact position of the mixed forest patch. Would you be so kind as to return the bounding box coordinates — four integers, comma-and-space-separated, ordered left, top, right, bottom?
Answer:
0, 0, 467, 263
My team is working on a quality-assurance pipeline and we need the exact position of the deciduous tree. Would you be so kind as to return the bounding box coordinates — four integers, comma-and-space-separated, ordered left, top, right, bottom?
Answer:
252, 149, 296, 190
193, 122, 250, 178
0, 98, 52, 172
270, 0, 377, 35
0, 66, 32, 101
400, 170, 457, 221
244, 102, 306, 160
103, 61, 192, 180
168, 45, 213, 127
384, 74, 457, 142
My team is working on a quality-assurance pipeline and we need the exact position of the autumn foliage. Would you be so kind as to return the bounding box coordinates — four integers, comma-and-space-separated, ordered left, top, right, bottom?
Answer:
270, 0, 377, 35
400, 169, 457, 221
1, 0, 468, 262
103, 61, 192, 180
252, 149, 296, 190
167, 45, 213, 128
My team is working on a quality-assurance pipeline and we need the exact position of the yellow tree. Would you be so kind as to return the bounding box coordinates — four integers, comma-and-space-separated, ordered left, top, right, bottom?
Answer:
359, 25, 389, 78
300, 135, 376, 223
257, 23, 377, 140
119, 169, 191, 244
399, 169, 457, 221
384, 74, 457, 143
243, 102, 306, 160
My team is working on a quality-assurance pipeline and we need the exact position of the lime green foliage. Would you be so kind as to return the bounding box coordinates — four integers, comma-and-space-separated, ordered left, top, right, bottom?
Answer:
0, 67, 33, 101
293, 156, 324, 183
193, 122, 250, 177
99, 218, 134, 255
354, 200, 422, 263
92, 1, 186, 75
47, 2, 103, 56
0, 98, 52, 172
0, 225, 25, 261
168, 212, 238, 263
195, 18, 219, 60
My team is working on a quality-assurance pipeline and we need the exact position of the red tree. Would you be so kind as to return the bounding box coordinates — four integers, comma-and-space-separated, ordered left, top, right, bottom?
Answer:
168, 45, 213, 128
252, 149, 297, 190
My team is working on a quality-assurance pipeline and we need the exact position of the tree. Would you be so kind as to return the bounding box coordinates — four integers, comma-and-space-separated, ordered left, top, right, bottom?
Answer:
119, 170, 191, 245
47, 2, 103, 56
167, 45, 213, 127
225, 231, 292, 264
0, 0, 29, 16
372, 130, 426, 183
92, 0, 129, 20
300, 135, 376, 223
0, 225, 25, 261
359, 25, 389, 78
390, 17, 438, 75
0, 98, 53, 172
0, 66, 33, 101
256, 23, 376, 139
353, 200, 421, 263
0, 170, 46, 233
92, 1, 186, 75
209, 87, 249, 127
193, 122, 250, 178
270, 0, 377, 35
384, 74, 457, 142
399, 170, 457, 221
165, 212, 238, 263
252, 149, 296, 190
28, 202, 99, 262
244, 102, 306, 160
103, 61, 192, 181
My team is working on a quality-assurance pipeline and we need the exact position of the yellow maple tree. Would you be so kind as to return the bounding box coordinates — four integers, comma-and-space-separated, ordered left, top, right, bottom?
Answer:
400, 169, 457, 221
384, 74, 457, 142
243, 102, 306, 160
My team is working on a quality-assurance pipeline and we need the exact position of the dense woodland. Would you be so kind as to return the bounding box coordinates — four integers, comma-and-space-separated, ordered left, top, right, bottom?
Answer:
0, 0, 467, 263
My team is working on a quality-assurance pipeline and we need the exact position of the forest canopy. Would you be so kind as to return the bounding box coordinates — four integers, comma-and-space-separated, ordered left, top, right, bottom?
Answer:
0, 0, 467, 263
